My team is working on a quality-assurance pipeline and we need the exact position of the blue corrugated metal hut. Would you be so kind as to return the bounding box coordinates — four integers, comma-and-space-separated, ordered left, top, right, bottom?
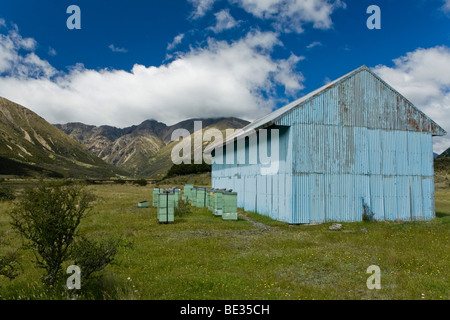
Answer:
209, 66, 446, 224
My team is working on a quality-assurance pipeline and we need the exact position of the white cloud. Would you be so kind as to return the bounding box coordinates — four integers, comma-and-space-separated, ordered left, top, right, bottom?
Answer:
167, 33, 185, 51
0, 19, 6, 28
209, 9, 240, 33
188, 0, 216, 19
306, 41, 322, 49
372, 46, 450, 154
48, 47, 57, 56
231, 0, 345, 33
274, 53, 305, 95
442, 0, 450, 13
0, 28, 305, 129
0, 27, 54, 78
108, 44, 128, 53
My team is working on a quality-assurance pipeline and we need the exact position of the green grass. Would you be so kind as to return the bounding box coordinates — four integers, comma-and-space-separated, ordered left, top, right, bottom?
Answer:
0, 182, 449, 300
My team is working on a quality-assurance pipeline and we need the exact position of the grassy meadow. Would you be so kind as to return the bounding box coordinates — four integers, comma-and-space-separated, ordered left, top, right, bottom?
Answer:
0, 178, 448, 300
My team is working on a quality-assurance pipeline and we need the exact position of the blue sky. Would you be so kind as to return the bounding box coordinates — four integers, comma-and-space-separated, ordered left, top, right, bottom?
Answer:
0, 0, 450, 152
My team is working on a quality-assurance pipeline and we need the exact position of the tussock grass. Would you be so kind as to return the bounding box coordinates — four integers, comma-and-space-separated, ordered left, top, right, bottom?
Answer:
0, 182, 448, 300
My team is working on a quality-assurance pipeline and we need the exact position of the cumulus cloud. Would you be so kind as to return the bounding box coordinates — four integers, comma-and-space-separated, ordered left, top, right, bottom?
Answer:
0, 27, 305, 128
209, 9, 240, 33
108, 44, 128, 53
188, 0, 216, 19
372, 46, 450, 153
231, 0, 345, 33
167, 33, 185, 51
0, 27, 55, 78
441, 0, 450, 13
306, 41, 322, 49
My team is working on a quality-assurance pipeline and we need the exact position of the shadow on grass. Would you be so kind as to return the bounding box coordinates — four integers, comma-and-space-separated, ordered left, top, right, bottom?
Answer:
436, 211, 450, 218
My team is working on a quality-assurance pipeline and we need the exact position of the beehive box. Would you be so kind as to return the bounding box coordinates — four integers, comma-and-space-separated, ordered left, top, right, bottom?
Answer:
222, 191, 238, 220
190, 188, 197, 206
174, 188, 181, 206
196, 187, 207, 208
182, 184, 194, 201
207, 189, 215, 213
138, 201, 150, 208
152, 188, 164, 207
213, 190, 224, 216
157, 192, 175, 223
167, 187, 181, 207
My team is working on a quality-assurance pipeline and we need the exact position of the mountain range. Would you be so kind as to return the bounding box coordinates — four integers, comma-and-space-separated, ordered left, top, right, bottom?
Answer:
0, 96, 249, 179
55, 117, 249, 178
0, 97, 127, 178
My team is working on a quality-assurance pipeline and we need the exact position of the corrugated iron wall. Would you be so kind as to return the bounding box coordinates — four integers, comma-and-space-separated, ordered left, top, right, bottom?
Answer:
212, 126, 294, 223
212, 68, 437, 223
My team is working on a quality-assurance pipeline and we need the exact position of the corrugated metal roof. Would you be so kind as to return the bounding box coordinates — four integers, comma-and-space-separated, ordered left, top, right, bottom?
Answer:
205, 65, 446, 153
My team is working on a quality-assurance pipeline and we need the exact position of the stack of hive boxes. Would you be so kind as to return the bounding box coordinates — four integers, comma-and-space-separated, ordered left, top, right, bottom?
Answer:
151, 184, 239, 224
154, 188, 181, 224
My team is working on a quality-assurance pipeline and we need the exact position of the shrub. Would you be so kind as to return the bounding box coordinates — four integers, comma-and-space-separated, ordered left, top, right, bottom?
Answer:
175, 200, 192, 217
165, 161, 211, 179
70, 237, 119, 283
362, 201, 375, 222
434, 157, 450, 173
0, 251, 20, 281
8, 181, 96, 286
114, 179, 126, 185
0, 185, 15, 201
133, 179, 147, 187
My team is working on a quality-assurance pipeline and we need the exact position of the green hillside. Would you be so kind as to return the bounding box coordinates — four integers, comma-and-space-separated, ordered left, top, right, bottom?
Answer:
0, 97, 128, 178
141, 118, 247, 179
435, 157, 450, 173
439, 147, 450, 158
0, 156, 63, 178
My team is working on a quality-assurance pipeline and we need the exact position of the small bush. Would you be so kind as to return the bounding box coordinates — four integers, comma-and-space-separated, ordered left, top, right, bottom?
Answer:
362, 201, 375, 222
62, 179, 75, 186
0, 185, 15, 201
114, 179, 126, 185
434, 157, 450, 173
0, 251, 21, 281
70, 237, 119, 283
133, 179, 147, 187
175, 200, 192, 217
8, 181, 96, 286
165, 161, 211, 179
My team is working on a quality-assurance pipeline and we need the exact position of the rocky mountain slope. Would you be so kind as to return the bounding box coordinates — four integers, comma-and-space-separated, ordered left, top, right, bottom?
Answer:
55, 117, 249, 178
0, 97, 127, 178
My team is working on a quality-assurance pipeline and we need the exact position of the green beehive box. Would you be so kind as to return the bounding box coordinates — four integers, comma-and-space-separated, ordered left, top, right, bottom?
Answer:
207, 189, 214, 212
152, 188, 163, 207
174, 188, 181, 207
196, 187, 207, 208
222, 191, 238, 220
205, 189, 210, 210
138, 201, 150, 208
158, 192, 175, 223
183, 184, 194, 201
190, 188, 197, 206
210, 189, 218, 213
214, 191, 224, 216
